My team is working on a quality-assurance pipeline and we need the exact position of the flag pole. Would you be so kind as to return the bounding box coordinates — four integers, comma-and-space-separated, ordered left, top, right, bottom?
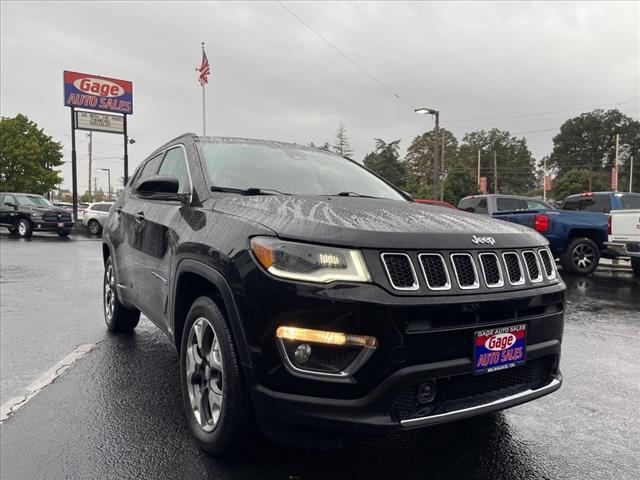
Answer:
201, 42, 206, 136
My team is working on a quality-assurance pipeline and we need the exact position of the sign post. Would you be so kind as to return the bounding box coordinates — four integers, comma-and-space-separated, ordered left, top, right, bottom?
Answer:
64, 71, 133, 219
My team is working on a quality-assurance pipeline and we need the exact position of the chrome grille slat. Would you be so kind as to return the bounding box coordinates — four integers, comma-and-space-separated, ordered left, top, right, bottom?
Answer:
418, 254, 451, 290
522, 250, 543, 283
538, 248, 556, 279
479, 253, 504, 288
381, 253, 419, 291
502, 252, 525, 286
450, 253, 479, 289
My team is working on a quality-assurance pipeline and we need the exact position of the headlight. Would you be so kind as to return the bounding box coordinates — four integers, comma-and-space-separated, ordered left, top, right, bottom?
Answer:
250, 236, 371, 283
30, 212, 42, 218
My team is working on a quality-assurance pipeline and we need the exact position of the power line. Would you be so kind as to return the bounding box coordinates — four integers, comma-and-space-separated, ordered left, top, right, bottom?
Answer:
276, 0, 414, 109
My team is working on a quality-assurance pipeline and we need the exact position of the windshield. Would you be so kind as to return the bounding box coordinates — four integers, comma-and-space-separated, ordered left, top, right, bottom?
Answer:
200, 140, 406, 201
16, 195, 52, 206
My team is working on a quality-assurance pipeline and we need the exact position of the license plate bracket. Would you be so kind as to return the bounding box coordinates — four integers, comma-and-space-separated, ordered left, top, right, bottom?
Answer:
57, 222, 64, 228
473, 324, 526, 375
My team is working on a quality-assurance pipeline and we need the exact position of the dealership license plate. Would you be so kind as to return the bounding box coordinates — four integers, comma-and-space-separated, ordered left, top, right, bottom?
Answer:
473, 324, 526, 375
57, 222, 64, 228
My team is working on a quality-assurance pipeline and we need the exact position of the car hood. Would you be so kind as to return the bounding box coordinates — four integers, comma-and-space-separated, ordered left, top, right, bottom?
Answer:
212, 195, 547, 249
26, 206, 68, 214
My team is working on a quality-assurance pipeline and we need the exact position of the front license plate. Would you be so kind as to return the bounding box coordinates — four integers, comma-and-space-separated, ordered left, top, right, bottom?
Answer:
57, 222, 64, 228
473, 324, 526, 375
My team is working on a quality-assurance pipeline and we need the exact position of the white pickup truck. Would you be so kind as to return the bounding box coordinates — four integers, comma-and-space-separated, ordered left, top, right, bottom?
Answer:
605, 209, 640, 277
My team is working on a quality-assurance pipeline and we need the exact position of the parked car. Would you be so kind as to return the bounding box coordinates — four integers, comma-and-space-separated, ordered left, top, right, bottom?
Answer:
82, 202, 114, 235
605, 209, 640, 277
414, 199, 457, 209
102, 134, 564, 455
561, 191, 640, 213
458, 194, 609, 274
0, 192, 74, 237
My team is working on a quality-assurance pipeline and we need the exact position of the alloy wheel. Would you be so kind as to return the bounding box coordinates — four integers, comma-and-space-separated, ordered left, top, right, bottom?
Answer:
572, 243, 595, 270
185, 317, 224, 432
104, 264, 115, 321
89, 220, 100, 235
18, 221, 27, 236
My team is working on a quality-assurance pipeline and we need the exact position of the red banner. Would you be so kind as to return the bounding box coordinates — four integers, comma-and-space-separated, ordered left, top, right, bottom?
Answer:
611, 167, 618, 191
479, 176, 488, 194
544, 175, 553, 191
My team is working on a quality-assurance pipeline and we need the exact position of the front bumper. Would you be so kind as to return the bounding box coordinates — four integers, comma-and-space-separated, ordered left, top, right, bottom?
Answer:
604, 242, 640, 258
32, 221, 74, 231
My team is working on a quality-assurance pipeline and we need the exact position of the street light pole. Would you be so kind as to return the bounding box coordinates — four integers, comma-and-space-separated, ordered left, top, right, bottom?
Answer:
98, 168, 111, 200
415, 107, 440, 200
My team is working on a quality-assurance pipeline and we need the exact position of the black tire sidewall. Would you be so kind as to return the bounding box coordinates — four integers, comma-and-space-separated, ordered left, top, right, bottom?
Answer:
179, 296, 248, 455
561, 237, 600, 274
103, 257, 139, 332
632, 258, 640, 277
88, 220, 101, 235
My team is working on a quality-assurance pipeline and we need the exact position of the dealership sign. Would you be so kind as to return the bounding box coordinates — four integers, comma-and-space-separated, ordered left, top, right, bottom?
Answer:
63, 71, 133, 114
75, 111, 124, 134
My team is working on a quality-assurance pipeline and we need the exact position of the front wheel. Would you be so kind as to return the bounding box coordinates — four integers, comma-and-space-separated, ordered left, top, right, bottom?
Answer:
180, 296, 251, 456
17, 218, 33, 238
88, 219, 102, 235
103, 257, 140, 333
632, 258, 640, 278
560, 237, 600, 275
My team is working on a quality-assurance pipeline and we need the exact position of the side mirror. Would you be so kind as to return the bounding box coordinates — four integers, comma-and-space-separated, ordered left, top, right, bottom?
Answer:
135, 176, 184, 201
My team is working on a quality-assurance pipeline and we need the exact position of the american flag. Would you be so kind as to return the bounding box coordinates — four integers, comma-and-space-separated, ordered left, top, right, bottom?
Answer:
198, 47, 211, 86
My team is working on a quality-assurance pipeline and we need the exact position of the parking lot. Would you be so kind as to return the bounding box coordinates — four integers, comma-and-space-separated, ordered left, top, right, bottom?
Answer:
0, 231, 638, 480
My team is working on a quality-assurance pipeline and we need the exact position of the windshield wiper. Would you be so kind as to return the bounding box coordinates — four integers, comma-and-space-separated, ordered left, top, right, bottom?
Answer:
210, 186, 289, 196
328, 191, 381, 199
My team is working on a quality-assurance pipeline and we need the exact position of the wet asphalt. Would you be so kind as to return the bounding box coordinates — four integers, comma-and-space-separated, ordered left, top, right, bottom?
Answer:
0, 232, 639, 479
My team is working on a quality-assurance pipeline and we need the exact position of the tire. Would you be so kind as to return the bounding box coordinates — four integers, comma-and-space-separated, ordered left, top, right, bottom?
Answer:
57, 230, 70, 237
632, 258, 640, 278
560, 237, 600, 275
17, 218, 33, 238
180, 296, 251, 456
103, 257, 140, 333
88, 219, 102, 235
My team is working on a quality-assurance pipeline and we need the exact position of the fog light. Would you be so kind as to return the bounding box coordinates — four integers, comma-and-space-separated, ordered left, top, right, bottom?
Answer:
417, 381, 436, 404
294, 344, 312, 364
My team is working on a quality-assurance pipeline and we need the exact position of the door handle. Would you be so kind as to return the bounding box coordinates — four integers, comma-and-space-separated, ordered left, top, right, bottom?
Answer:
135, 211, 145, 223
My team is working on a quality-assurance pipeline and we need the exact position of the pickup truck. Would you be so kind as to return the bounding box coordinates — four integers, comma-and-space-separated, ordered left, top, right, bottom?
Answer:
605, 209, 640, 277
561, 191, 640, 213
458, 194, 609, 275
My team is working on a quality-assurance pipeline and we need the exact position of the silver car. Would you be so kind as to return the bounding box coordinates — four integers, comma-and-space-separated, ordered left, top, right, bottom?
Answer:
82, 202, 114, 235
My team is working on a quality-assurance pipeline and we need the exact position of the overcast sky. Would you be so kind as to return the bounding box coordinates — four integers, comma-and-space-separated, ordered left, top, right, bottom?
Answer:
1, 1, 638, 193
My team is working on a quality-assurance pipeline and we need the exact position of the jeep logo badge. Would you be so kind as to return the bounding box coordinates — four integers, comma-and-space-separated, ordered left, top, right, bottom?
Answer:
472, 235, 496, 245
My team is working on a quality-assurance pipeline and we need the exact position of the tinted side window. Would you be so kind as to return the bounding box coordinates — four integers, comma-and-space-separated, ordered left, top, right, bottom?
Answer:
562, 198, 580, 210
496, 197, 527, 211
619, 194, 640, 209
3, 194, 16, 206
135, 155, 163, 189
581, 195, 611, 213
96, 204, 111, 212
158, 147, 190, 194
458, 198, 480, 212
526, 200, 550, 210
475, 198, 488, 214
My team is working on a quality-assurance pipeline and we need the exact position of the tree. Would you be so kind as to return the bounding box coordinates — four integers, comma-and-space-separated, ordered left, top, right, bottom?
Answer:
363, 139, 406, 188
0, 114, 63, 194
309, 141, 331, 151
405, 128, 458, 194
459, 129, 536, 195
332, 122, 353, 157
442, 157, 478, 205
552, 168, 608, 201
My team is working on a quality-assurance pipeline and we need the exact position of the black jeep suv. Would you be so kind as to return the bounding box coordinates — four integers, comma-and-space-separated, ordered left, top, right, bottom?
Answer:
102, 134, 565, 454
0, 192, 74, 237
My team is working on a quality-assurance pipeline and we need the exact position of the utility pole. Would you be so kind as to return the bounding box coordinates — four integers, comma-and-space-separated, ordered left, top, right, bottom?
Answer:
493, 150, 498, 194
630, 156, 634, 192
614, 133, 620, 192
477, 148, 481, 191
87, 131, 93, 201
440, 131, 445, 201
543, 157, 548, 201
433, 114, 440, 200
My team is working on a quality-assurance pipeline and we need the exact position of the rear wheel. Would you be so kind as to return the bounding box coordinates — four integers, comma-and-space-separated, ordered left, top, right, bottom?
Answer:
88, 219, 101, 235
17, 218, 33, 238
632, 258, 640, 278
103, 257, 140, 333
180, 296, 251, 455
560, 237, 600, 275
